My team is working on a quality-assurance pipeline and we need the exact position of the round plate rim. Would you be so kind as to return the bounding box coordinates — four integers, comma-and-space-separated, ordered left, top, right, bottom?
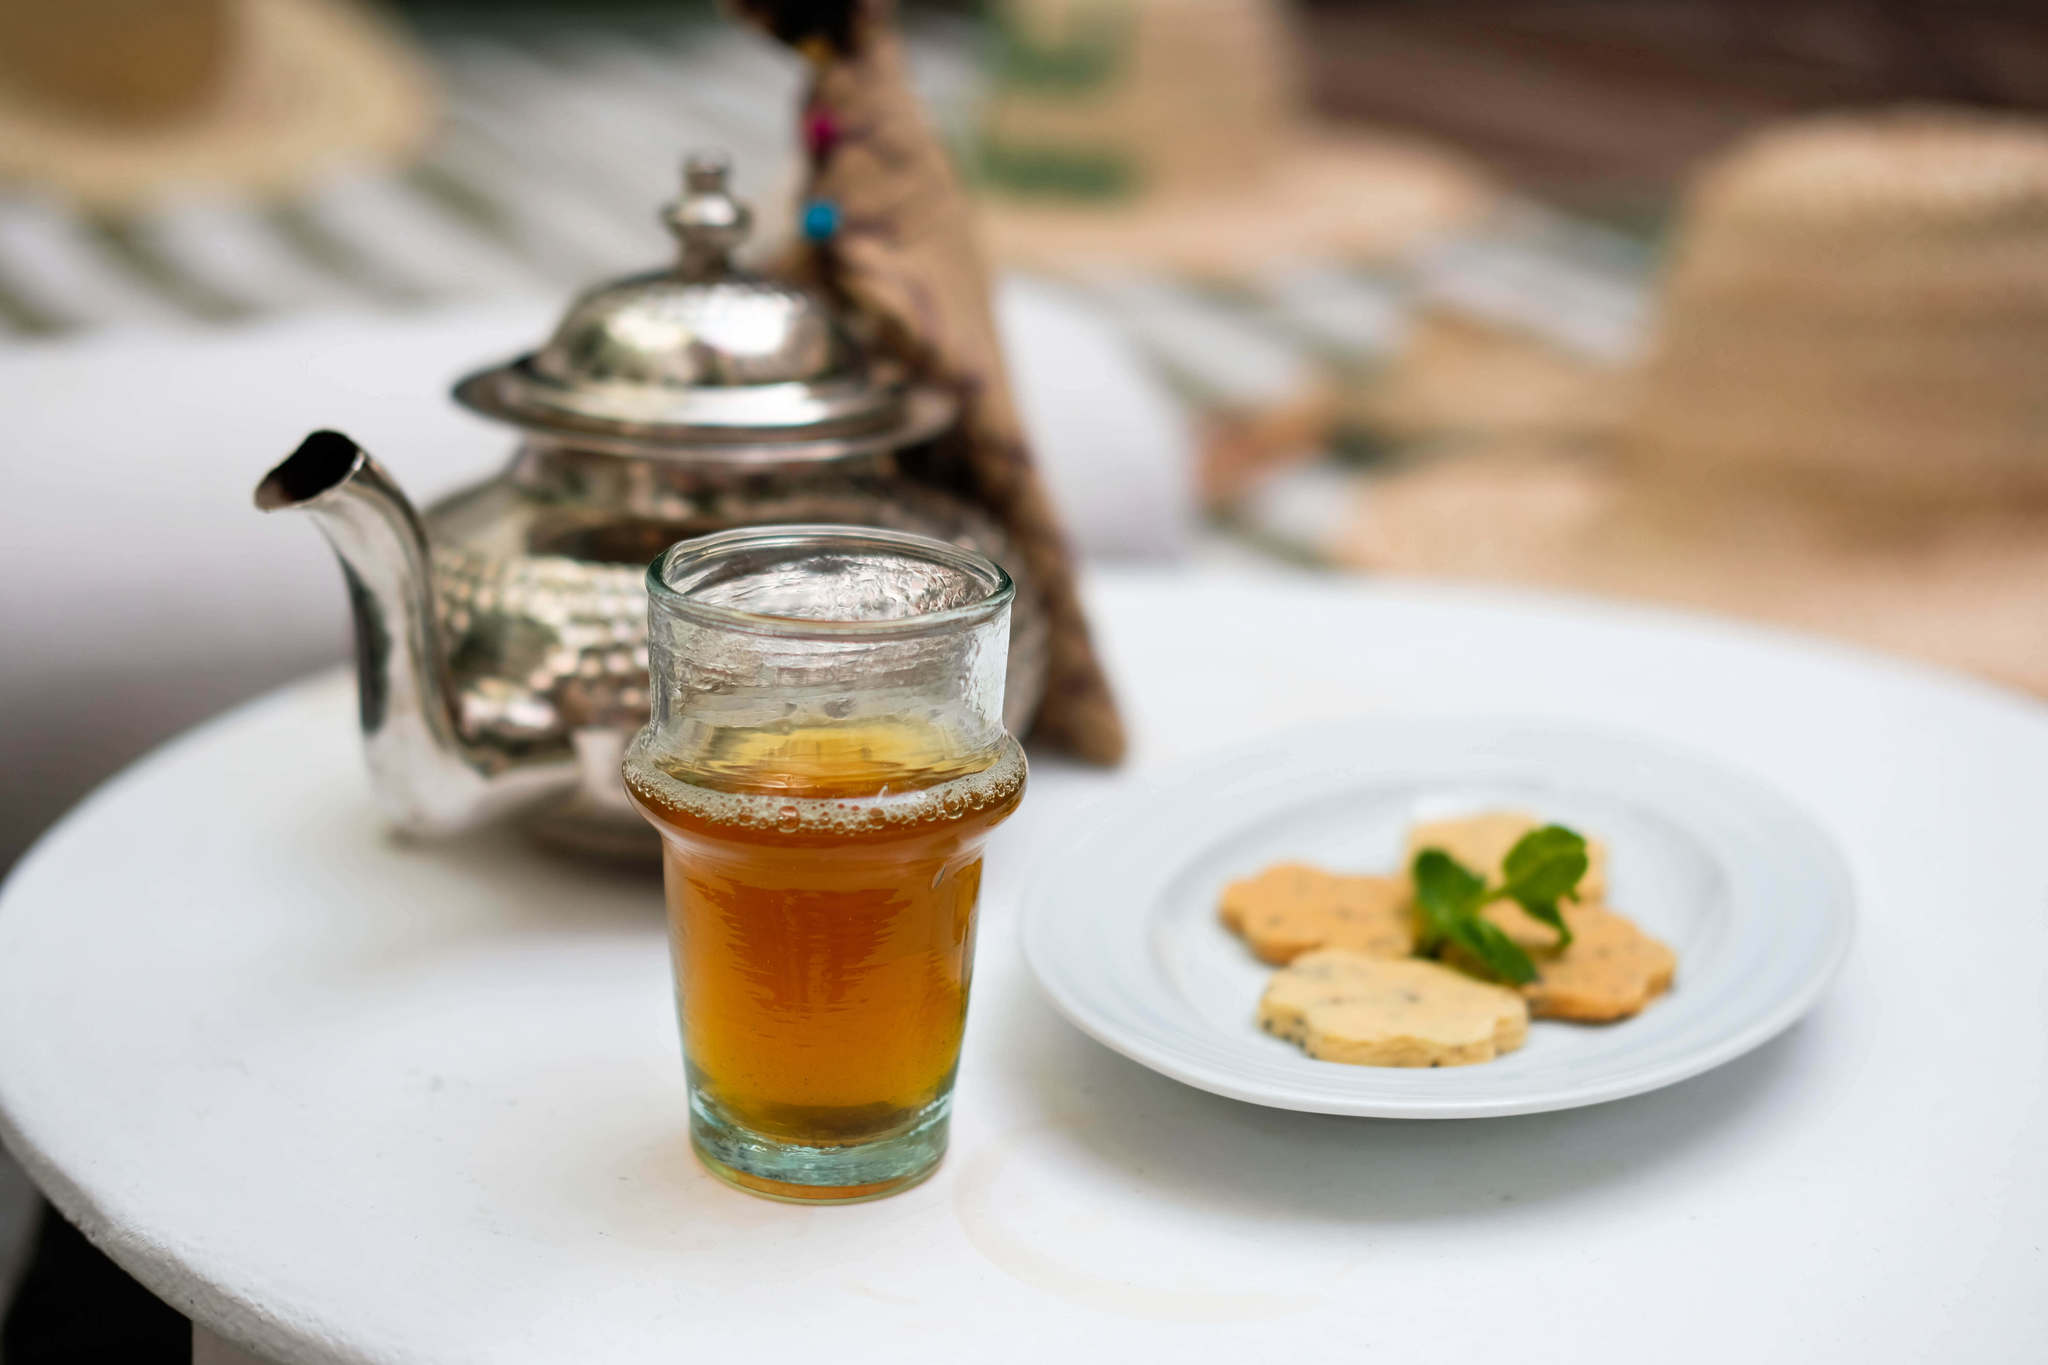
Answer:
1019, 716, 1857, 1119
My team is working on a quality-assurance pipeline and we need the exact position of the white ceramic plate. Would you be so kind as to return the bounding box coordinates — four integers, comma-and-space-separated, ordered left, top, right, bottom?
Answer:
1021, 717, 1855, 1118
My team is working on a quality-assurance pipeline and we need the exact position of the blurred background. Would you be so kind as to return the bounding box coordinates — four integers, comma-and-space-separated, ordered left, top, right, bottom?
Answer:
3, 0, 2047, 1355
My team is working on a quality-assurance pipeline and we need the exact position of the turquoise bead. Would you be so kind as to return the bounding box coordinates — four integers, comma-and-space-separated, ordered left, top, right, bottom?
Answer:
801, 199, 840, 241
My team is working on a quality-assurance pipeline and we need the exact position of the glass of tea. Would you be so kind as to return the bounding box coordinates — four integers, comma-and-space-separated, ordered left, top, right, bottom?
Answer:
624, 525, 1026, 1202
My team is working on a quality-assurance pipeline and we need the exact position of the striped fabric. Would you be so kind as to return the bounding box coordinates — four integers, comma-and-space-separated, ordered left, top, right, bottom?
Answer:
0, 11, 1653, 558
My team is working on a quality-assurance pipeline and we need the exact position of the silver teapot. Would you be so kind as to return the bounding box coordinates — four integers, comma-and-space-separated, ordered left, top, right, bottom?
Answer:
256, 154, 1046, 858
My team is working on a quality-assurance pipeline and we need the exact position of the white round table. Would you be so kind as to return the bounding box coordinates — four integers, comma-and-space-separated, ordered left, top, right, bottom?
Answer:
3, 571, 2045, 1364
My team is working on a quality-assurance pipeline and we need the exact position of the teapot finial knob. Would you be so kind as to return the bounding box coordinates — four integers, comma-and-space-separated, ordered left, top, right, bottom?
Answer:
664, 150, 751, 279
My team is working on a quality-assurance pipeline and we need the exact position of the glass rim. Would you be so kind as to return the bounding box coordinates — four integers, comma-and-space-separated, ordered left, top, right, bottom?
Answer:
645, 524, 1016, 639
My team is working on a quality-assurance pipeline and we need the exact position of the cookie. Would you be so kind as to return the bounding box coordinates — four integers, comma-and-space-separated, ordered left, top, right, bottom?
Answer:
1478, 901, 1675, 1022
1404, 810, 1609, 899
1218, 863, 1414, 965
1259, 950, 1529, 1067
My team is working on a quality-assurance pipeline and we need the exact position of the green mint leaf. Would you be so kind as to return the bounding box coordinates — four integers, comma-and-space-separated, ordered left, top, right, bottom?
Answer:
1505, 893, 1572, 949
1447, 916, 1539, 986
1496, 824, 1587, 948
1499, 825, 1589, 900
1410, 848, 1485, 954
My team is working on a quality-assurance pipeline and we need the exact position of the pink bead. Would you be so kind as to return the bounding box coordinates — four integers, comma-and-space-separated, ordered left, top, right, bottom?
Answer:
804, 108, 839, 159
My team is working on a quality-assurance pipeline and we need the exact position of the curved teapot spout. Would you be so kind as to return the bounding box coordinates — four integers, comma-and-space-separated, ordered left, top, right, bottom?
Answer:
256, 430, 576, 835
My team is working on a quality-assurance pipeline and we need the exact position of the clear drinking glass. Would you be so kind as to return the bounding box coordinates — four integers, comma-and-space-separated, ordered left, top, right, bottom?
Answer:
623, 525, 1025, 1202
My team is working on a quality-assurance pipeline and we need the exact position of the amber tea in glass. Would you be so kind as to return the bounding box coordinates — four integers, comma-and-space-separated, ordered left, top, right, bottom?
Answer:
624, 526, 1024, 1202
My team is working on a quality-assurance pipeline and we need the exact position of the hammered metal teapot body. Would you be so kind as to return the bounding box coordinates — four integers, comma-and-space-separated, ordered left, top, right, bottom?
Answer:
257, 155, 1046, 857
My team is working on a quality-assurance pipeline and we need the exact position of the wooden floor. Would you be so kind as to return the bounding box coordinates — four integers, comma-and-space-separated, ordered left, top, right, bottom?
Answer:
0, 1150, 33, 1341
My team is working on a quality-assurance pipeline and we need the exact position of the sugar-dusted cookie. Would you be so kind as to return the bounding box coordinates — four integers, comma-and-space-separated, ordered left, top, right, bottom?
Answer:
1259, 950, 1529, 1067
1404, 810, 1609, 899
1218, 863, 1414, 965
1479, 901, 1675, 1022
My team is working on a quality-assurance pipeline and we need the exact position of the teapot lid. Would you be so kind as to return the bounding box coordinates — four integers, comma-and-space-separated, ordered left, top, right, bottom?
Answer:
452, 152, 953, 463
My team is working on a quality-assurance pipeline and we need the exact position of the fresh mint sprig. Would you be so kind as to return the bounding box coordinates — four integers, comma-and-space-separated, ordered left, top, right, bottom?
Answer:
1410, 825, 1590, 985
